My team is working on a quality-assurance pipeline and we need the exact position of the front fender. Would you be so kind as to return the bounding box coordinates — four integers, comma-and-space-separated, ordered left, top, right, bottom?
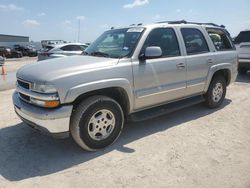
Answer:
204, 63, 232, 92
64, 78, 134, 111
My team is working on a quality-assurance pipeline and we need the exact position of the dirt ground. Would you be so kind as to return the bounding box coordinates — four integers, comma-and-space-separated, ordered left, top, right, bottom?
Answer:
0, 57, 37, 91
4, 57, 37, 73
0, 74, 250, 188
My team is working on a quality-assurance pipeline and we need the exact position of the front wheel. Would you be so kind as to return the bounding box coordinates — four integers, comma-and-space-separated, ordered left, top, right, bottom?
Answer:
70, 96, 124, 151
204, 76, 226, 108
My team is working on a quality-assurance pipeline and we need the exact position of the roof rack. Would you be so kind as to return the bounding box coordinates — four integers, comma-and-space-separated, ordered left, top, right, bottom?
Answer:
156, 20, 225, 28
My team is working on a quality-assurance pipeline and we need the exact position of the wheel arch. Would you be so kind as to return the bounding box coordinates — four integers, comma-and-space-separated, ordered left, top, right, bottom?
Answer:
205, 65, 231, 92
72, 87, 131, 116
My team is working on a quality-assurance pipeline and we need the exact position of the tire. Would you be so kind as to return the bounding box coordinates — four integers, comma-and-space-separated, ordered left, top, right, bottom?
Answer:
238, 68, 247, 75
204, 75, 226, 108
70, 95, 124, 151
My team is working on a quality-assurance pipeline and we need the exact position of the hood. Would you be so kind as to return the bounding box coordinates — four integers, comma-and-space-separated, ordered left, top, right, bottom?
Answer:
17, 55, 119, 84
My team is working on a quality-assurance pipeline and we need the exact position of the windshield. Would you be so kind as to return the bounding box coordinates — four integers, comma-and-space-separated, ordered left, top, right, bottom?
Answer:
84, 27, 144, 58
235, 31, 250, 44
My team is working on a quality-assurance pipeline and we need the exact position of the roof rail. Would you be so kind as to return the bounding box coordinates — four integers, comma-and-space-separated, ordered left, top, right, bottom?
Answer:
156, 20, 225, 28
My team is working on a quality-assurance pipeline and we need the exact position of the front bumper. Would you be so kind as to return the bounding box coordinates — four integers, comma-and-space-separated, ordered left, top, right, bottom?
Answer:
13, 91, 73, 138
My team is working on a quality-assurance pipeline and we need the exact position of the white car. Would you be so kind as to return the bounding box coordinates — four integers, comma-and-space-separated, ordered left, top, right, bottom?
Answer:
38, 43, 89, 61
234, 30, 250, 74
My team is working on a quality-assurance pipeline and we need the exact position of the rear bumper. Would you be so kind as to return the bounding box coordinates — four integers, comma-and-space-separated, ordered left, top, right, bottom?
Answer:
13, 91, 73, 138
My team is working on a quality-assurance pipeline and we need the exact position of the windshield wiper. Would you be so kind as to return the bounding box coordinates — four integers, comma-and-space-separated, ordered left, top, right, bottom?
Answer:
90, 51, 110, 57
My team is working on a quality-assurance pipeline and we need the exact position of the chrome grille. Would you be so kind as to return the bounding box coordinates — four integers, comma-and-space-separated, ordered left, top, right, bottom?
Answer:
19, 93, 30, 102
17, 78, 31, 103
17, 79, 31, 90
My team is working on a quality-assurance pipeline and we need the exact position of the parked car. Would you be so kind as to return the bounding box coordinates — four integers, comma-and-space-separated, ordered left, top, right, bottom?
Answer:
0, 56, 5, 66
0, 46, 22, 58
13, 45, 38, 57
234, 30, 250, 74
10, 49, 23, 58
0, 46, 12, 58
13, 21, 238, 151
37, 43, 89, 61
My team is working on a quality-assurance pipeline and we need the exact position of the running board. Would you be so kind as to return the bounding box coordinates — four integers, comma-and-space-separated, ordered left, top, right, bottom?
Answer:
128, 95, 205, 122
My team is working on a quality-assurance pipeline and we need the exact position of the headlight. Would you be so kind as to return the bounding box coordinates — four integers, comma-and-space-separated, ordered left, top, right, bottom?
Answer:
31, 83, 57, 93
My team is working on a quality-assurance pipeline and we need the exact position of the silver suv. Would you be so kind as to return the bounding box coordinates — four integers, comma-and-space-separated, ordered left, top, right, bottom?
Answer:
13, 21, 238, 151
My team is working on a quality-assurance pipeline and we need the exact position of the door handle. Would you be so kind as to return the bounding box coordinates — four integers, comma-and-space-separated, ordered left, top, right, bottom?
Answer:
207, 59, 213, 64
176, 63, 185, 69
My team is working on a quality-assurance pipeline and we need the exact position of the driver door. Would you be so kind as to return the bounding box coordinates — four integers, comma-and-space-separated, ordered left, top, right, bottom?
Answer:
132, 27, 187, 110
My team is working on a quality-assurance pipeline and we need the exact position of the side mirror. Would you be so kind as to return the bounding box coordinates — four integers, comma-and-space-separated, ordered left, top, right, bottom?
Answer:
145, 46, 162, 59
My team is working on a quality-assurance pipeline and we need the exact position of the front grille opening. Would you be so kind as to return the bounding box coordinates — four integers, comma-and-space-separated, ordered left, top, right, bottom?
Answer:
17, 79, 30, 90
19, 93, 30, 102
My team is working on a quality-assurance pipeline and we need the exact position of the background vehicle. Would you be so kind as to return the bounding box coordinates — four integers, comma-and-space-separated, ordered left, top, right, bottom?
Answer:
10, 49, 23, 58
234, 30, 250, 74
13, 44, 38, 57
0, 46, 22, 58
13, 21, 238, 151
0, 46, 12, 58
37, 43, 89, 61
41, 40, 67, 48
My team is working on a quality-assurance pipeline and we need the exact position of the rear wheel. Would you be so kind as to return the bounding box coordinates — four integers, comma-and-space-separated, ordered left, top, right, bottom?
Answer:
70, 96, 124, 151
204, 75, 226, 108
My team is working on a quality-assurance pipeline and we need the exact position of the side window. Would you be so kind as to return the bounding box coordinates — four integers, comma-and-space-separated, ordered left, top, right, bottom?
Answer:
71, 45, 81, 51
61, 45, 73, 51
207, 28, 234, 51
181, 28, 209, 55
142, 28, 180, 57
61, 45, 81, 51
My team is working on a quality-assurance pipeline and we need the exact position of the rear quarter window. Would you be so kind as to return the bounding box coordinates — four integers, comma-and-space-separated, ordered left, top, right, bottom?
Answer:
207, 28, 234, 51
181, 28, 209, 55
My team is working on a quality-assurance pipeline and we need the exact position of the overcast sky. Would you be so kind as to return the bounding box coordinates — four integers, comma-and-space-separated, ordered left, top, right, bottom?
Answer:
0, 0, 250, 42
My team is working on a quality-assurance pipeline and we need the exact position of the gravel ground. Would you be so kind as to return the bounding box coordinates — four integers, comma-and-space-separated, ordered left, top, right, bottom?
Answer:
0, 74, 250, 188
4, 57, 37, 73
0, 57, 37, 91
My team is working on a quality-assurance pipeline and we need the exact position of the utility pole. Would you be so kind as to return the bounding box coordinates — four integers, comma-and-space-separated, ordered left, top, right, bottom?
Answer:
77, 19, 80, 42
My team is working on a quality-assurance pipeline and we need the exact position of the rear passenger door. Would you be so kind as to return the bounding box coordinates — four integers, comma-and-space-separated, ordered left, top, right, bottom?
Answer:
180, 28, 214, 96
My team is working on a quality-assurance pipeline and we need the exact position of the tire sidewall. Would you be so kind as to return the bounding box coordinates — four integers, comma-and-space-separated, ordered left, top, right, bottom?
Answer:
73, 98, 124, 150
206, 76, 226, 108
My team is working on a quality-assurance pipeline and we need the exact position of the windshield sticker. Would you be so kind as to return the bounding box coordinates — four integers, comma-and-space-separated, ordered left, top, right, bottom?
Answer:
127, 28, 144, 33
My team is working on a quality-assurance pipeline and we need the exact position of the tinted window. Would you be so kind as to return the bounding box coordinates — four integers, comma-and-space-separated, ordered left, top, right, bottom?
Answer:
85, 28, 144, 58
234, 31, 250, 44
142, 28, 180, 57
181, 28, 209, 55
207, 28, 234, 50
61, 45, 81, 51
